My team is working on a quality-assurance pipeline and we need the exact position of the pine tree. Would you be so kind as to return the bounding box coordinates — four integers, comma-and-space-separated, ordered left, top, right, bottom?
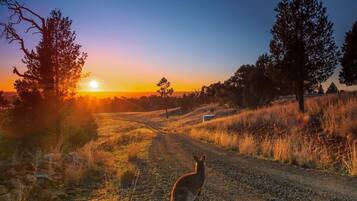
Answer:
339, 21, 357, 86
270, 0, 338, 112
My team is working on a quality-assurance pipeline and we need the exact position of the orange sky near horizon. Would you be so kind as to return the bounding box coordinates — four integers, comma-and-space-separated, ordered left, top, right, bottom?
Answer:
0, 49, 223, 92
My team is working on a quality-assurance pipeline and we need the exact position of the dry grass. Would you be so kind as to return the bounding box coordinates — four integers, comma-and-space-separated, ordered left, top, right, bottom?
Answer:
344, 143, 357, 176
239, 135, 256, 155
119, 166, 138, 188
127, 145, 141, 161
63, 141, 115, 186
188, 92, 357, 176
93, 114, 157, 193
64, 163, 85, 185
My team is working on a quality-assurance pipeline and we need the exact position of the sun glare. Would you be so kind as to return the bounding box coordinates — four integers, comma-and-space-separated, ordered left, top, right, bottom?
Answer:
89, 80, 99, 90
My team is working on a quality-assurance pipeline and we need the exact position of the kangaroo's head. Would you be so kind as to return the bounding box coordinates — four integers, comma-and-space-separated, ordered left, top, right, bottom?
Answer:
193, 155, 206, 174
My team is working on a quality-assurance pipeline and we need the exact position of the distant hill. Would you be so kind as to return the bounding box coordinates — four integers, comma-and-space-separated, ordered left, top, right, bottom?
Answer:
2, 91, 189, 100
77, 91, 188, 98
2, 92, 17, 101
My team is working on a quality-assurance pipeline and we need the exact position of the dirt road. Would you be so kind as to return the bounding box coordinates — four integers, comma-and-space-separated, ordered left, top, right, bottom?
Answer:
123, 117, 357, 201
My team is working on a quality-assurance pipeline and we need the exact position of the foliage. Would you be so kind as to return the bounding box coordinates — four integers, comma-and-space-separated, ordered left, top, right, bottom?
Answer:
157, 77, 174, 118
269, 0, 339, 112
339, 21, 357, 86
200, 54, 278, 108
0, 1, 90, 150
1, 2, 87, 101
0, 91, 8, 107
179, 92, 201, 113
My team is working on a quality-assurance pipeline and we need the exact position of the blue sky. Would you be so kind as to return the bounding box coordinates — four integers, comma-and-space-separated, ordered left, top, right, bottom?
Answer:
1, 0, 357, 91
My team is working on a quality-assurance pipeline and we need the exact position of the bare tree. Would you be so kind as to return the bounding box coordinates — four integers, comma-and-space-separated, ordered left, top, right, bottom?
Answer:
157, 77, 174, 119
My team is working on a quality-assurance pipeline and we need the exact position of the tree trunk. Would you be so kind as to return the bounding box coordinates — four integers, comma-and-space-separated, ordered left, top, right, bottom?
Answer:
165, 97, 168, 119
297, 81, 304, 112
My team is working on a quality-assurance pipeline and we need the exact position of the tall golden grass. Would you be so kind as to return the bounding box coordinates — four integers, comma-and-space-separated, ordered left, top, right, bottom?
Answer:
189, 92, 357, 175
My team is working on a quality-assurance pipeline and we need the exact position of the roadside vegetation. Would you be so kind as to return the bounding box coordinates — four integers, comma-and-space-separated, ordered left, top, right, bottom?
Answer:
187, 92, 357, 176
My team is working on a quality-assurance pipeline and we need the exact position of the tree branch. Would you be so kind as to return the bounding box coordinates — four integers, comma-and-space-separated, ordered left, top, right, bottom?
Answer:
13, 66, 41, 81
6, 1, 44, 31
2, 23, 39, 59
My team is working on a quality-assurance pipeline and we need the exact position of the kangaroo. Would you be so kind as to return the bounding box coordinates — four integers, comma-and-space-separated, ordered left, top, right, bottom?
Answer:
170, 155, 206, 201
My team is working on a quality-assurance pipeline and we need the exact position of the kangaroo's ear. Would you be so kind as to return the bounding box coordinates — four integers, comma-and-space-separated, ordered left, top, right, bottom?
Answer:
201, 155, 206, 161
193, 155, 199, 162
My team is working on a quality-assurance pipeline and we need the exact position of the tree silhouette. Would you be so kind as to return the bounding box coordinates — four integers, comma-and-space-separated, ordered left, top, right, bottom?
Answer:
250, 54, 278, 105
157, 77, 174, 119
0, 91, 8, 107
1, 1, 87, 102
326, 82, 339, 94
270, 0, 338, 112
339, 21, 357, 86
1, 1, 87, 138
223, 56, 278, 108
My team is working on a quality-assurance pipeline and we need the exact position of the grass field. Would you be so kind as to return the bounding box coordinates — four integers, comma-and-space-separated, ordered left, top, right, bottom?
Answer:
59, 113, 157, 200
185, 92, 357, 176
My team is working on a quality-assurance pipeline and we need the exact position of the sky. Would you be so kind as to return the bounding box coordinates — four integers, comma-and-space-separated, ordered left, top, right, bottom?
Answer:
1, 0, 357, 92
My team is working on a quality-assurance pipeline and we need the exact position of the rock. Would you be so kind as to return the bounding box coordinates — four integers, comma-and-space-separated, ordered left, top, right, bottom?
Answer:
24, 174, 37, 185
36, 172, 57, 188
51, 191, 67, 201
51, 173, 63, 182
35, 172, 49, 179
0, 185, 8, 195
63, 152, 82, 165
43, 153, 54, 161
25, 162, 36, 172
0, 193, 11, 201
55, 191, 67, 199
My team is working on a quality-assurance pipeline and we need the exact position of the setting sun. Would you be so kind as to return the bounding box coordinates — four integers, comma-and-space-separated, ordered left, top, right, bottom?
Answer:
89, 80, 99, 90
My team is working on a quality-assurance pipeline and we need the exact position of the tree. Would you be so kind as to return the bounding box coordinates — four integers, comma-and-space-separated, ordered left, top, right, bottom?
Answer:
339, 21, 357, 86
250, 54, 278, 104
1, 1, 87, 138
0, 91, 9, 107
157, 77, 174, 119
179, 92, 199, 113
317, 84, 324, 94
1, 1, 87, 101
270, 0, 339, 112
224, 57, 278, 108
326, 82, 339, 94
